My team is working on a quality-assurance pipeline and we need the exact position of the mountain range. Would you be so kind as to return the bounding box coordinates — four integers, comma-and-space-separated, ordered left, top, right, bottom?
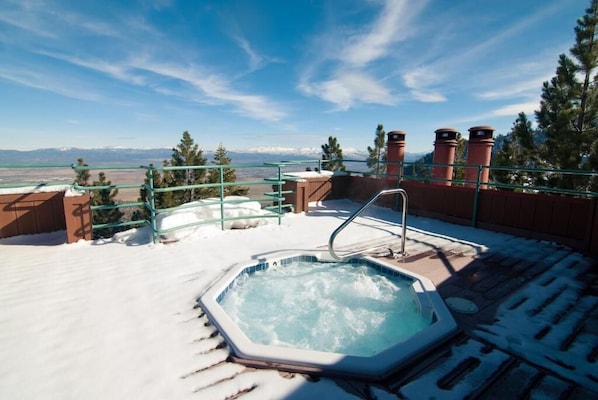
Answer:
0, 147, 429, 165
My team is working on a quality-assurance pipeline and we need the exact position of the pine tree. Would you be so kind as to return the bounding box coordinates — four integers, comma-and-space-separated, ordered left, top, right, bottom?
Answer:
453, 132, 467, 182
74, 158, 90, 186
492, 113, 542, 189
74, 158, 123, 238
367, 124, 387, 176
535, 0, 598, 190
91, 172, 124, 238
135, 161, 170, 220
491, 136, 516, 187
167, 131, 207, 204
136, 131, 206, 217
321, 136, 345, 171
206, 144, 249, 197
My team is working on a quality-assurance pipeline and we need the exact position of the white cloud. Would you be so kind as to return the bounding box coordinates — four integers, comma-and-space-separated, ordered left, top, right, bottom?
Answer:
32, 48, 287, 122
299, 71, 394, 110
492, 102, 539, 117
0, 65, 103, 102
134, 60, 287, 121
411, 90, 446, 103
232, 35, 263, 71
340, 0, 426, 67
297, 0, 426, 109
402, 66, 446, 103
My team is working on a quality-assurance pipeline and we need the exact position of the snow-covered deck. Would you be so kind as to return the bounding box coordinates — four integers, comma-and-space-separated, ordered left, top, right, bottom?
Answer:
0, 199, 596, 399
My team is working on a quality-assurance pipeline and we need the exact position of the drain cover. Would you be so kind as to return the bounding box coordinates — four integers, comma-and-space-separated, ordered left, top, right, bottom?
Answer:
445, 297, 479, 314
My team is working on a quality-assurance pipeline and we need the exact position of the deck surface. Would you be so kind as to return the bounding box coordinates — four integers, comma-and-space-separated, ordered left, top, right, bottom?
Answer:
197, 223, 598, 399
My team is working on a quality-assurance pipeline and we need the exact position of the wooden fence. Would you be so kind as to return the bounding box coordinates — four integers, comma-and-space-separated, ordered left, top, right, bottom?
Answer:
284, 175, 598, 255
0, 191, 92, 243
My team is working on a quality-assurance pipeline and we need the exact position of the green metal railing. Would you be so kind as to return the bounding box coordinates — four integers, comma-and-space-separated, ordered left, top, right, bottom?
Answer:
340, 159, 598, 227
2, 159, 596, 241
67, 162, 317, 243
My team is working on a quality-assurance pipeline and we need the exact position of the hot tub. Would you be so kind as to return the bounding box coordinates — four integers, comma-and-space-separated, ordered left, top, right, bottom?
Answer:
198, 253, 457, 380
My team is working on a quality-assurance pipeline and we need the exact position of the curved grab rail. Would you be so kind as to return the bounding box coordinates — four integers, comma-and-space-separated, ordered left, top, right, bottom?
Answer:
328, 188, 408, 260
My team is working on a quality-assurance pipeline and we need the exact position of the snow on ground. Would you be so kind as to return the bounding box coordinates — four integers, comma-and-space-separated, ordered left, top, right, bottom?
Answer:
0, 199, 588, 399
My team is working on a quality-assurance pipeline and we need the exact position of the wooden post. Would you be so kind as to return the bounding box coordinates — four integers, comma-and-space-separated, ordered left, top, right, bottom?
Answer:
63, 193, 92, 243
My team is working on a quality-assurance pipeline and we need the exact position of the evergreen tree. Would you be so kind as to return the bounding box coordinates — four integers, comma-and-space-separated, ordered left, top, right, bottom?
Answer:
535, 0, 598, 190
74, 158, 90, 186
409, 153, 433, 180
206, 143, 249, 197
492, 113, 542, 189
491, 136, 516, 187
91, 172, 124, 238
74, 158, 123, 238
136, 131, 206, 215
367, 124, 387, 176
321, 136, 345, 171
135, 161, 170, 220
453, 132, 467, 182
166, 131, 207, 204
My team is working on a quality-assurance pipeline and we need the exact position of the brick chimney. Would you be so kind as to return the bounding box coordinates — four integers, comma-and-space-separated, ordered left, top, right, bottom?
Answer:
432, 128, 459, 186
386, 130, 406, 180
465, 125, 495, 188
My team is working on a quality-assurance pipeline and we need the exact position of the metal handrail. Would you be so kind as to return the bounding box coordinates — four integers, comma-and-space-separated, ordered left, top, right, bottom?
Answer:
328, 188, 408, 260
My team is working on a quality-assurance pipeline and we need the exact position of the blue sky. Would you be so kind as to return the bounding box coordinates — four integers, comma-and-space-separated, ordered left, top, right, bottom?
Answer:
0, 0, 586, 153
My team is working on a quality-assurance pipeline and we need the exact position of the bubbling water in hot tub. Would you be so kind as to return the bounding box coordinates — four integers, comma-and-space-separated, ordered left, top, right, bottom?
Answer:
219, 259, 432, 357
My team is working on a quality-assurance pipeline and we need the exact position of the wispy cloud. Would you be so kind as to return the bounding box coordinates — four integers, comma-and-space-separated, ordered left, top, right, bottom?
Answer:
299, 70, 394, 110
339, 0, 425, 67
233, 35, 263, 71
299, 0, 426, 110
0, 2, 287, 123
0, 64, 104, 102
402, 66, 446, 103
398, 1, 569, 106
476, 60, 555, 101
492, 101, 539, 117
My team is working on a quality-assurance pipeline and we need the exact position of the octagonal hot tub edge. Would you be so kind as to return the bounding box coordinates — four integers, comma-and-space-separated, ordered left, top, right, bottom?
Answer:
198, 252, 458, 381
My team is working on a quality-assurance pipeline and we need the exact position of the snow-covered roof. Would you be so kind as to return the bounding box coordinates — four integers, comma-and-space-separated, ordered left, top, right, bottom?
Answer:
0, 199, 595, 399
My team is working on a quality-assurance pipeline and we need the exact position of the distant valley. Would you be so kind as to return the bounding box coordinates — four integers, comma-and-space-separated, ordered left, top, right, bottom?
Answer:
0, 147, 429, 201
0, 147, 428, 165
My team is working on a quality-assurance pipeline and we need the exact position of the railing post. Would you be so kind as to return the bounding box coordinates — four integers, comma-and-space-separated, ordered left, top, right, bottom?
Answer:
148, 168, 158, 244
219, 166, 225, 231
471, 165, 482, 227
277, 165, 283, 224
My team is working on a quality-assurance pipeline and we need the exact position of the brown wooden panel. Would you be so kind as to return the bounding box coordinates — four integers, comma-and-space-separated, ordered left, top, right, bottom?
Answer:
440, 187, 454, 216
490, 192, 506, 225
503, 195, 520, 227
63, 194, 92, 243
34, 199, 61, 233
590, 198, 598, 255
476, 190, 493, 223
0, 192, 61, 204
453, 192, 472, 219
15, 202, 37, 234
549, 199, 571, 237
0, 203, 18, 238
566, 198, 591, 240
517, 196, 536, 230
533, 197, 554, 233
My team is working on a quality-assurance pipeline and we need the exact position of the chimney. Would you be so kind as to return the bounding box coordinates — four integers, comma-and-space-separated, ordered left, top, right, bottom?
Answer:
465, 125, 495, 188
432, 128, 459, 186
386, 131, 406, 180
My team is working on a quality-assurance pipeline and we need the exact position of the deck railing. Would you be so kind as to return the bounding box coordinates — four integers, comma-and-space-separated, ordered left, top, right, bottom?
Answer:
1, 159, 596, 244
